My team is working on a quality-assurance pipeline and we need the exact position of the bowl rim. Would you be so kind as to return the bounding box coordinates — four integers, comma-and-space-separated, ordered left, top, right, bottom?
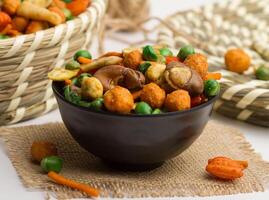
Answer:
52, 81, 218, 118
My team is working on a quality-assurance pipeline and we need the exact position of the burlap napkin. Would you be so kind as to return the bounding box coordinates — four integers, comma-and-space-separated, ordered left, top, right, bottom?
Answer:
0, 121, 268, 199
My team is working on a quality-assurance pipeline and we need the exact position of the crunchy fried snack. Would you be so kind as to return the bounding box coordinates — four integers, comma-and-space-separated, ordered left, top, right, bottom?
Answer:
2, 0, 21, 15
123, 50, 142, 70
225, 49, 250, 73
140, 83, 166, 108
31, 141, 58, 162
11, 16, 29, 32
184, 53, 208, 79
25, 20, 49, 34
17, 1, 62, 25
104, 86, 134, 114
206, 156, 248, 180
165, 89, 191, 111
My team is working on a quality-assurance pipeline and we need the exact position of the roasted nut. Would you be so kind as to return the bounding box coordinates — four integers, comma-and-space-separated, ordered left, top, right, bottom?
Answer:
184, 53, 208, 79
165, 89, 191, 111
225, 49, 250, 73
124, 69, 145, 90
80, 56, 123, 72
145, 62, 166, 83
123, 50, 142, 70
104, 86, 134, 114
81, 77, 103, 100
140, 83, 166, 108
31, 141, 57, 163
206, 156, 248, 180
163, 61, 204, 96
94, 65, 145, 91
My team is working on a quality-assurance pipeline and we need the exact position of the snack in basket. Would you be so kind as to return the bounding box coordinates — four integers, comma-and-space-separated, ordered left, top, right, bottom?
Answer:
206, 156, 248, 180
0, 0, 91, 38
225, 49, 251, 73
255, 65, 269, 81
48, 45, 221, 115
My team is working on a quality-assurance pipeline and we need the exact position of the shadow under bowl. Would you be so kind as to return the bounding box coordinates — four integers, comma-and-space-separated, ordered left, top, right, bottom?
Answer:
52, 82, 218, 171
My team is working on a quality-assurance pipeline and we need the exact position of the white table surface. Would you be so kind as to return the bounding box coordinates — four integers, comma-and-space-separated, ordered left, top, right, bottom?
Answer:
1, 0, 268, 199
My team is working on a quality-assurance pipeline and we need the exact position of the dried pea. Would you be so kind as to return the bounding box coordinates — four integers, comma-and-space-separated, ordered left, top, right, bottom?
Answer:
143, 45, 158, 61
152, 108, 162, 114
204, 79, 220, 97
256, 65, 269, 81
135, 102, 152, 115
159, 48, 173, 57
89, 98, 104, 111
177, 45, 195, 60
65, 60, 80, 70
74, 50, 92, 61
41, 156, 63, 173
139, 62, 151, 74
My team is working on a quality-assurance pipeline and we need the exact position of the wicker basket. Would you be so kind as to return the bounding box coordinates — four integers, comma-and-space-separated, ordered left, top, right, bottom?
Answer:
0, 0, 107, 125
156, 0, 269, 127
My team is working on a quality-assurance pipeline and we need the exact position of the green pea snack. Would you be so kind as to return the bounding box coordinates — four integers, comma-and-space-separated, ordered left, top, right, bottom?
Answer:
143, 45, 158, 61
204, 79, 220, 97
135, 102, 152, 115
41, 156, 63, 173
139, 62, 151, 74
159, 48, 173, 57
256, 65, 269, 81
177, 45, 195, 60
65, 60, 81, 70
74, 50, 92, 61
48, 45, 221, 115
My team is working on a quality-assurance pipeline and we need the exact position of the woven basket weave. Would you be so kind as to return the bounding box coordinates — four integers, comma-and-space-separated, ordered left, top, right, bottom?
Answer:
0, 0, 107, 125
157, 0, 269, 127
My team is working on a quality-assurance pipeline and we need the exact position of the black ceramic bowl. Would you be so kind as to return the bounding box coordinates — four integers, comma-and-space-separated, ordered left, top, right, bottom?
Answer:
52, 82, 217, 170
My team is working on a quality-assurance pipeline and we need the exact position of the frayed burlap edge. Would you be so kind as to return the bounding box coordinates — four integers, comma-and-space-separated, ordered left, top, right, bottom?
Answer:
0, 121, 269, 199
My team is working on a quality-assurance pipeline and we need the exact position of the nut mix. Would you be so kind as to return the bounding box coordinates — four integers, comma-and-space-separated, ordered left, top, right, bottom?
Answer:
48, 45, 221, 115
0, 0, 91, 38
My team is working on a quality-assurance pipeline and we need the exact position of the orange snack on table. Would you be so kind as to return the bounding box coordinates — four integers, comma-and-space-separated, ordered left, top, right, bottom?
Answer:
104, 86, 134, 114
67, 0, 90, 16
140, 83, 166, 109
225, 49, 250, 73
206, 156, 248, 180
184, 53, 208, 79
165, 89, 191, 111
